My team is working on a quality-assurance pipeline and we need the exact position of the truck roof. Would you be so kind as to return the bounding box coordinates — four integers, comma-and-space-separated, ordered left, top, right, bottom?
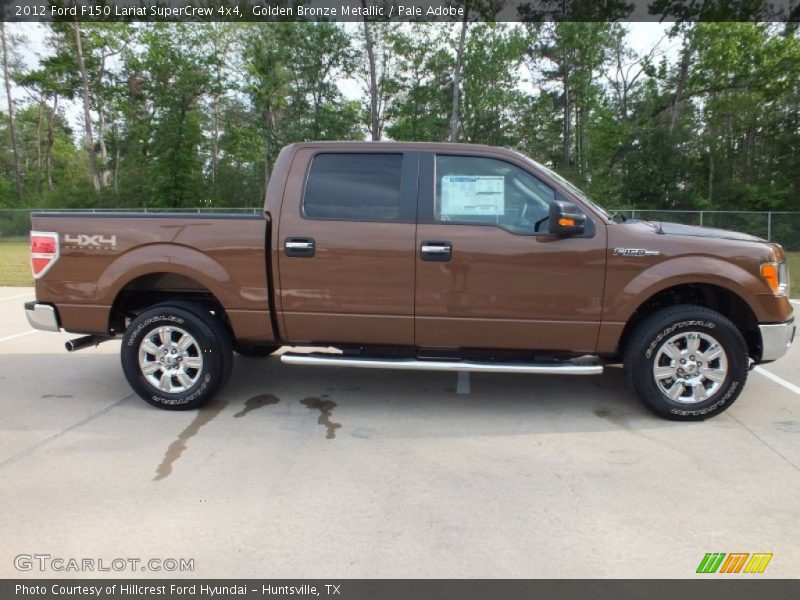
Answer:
283, 140, 526, 157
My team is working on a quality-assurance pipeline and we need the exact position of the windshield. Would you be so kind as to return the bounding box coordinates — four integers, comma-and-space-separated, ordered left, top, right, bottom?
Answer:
524, 158, 614, 221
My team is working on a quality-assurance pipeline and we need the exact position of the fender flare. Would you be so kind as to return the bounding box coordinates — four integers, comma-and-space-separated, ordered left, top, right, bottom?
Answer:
97, 243, 237, 309
607, 255, 767, 322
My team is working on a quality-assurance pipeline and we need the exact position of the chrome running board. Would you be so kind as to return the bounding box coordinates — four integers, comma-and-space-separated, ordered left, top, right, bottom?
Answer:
280, 353, 603, 375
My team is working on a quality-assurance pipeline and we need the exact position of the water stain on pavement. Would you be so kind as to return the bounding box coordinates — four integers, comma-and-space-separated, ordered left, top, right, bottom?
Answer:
153, 399, 228, 481
234, 393, 280, 418
300, 397, 341, 439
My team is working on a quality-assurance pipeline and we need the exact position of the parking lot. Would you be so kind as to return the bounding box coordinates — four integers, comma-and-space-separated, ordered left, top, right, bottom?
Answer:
1, 286, 798, 578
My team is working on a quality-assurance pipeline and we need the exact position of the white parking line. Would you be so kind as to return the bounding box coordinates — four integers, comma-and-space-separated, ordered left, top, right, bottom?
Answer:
0, 330, 39, 344
790, 299, 800, 307
755, 366, 800, 396
0, 292, 33, 301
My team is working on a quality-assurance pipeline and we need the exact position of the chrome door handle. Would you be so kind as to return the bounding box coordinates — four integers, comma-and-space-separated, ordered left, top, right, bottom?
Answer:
420, 241, 452, 262
284, 237, 315, 258
421, 245, 449, 253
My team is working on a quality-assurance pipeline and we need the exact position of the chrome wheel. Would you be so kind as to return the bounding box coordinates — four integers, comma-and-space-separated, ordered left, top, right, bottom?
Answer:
652, 331, 728, 404
138, 326, 203, 393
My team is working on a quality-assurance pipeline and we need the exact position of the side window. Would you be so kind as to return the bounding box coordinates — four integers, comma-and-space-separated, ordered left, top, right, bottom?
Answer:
435, 155, 556, 234
304, 153, 404, 222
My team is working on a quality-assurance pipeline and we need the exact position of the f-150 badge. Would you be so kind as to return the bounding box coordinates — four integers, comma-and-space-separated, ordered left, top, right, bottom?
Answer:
63, 234, 117, 250
613, 248, 660, 256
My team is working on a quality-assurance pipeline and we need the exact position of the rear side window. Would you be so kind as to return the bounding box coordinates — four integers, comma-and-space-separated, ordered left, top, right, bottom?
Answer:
303, 153, 404, 221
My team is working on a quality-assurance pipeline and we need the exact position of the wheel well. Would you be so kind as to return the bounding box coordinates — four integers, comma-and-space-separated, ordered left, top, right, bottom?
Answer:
617, 283, 761, 360
109, 272, 227, 334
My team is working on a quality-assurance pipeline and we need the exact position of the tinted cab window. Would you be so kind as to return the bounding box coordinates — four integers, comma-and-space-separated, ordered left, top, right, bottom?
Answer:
304, 153, 404, 221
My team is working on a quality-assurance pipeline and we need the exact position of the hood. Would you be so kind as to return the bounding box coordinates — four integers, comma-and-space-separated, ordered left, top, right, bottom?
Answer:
652, 221, 766, 243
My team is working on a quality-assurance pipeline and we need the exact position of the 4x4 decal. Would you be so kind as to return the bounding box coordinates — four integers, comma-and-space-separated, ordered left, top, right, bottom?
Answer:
63, 234, 117, 250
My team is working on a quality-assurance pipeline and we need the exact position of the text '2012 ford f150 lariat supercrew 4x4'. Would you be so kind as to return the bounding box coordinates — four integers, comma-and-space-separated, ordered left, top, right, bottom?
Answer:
25, 142, 794, 420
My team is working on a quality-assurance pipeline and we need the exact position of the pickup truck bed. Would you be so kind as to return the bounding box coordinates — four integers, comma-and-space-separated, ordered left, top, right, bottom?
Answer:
30, 212, 275, 345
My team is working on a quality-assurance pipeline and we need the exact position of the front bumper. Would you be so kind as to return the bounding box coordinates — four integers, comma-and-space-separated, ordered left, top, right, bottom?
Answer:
24, 301, 60, 332
759, 317, 795, 362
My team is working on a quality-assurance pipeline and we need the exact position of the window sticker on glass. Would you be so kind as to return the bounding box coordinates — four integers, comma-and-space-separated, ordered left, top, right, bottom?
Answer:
440, 175, 505, 216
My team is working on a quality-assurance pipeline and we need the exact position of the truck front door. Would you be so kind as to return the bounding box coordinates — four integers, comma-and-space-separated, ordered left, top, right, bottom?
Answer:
277, 149, 418, 346
414, 152, 607, 353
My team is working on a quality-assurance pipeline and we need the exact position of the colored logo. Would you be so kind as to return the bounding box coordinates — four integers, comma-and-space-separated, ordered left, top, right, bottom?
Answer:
696, 552, 773, 574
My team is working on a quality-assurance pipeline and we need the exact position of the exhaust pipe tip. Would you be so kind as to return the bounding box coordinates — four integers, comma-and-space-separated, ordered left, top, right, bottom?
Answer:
65, 335, 107, 352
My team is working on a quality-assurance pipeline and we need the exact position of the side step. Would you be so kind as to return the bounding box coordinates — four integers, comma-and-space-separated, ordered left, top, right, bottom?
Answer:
280, 353, 603, 375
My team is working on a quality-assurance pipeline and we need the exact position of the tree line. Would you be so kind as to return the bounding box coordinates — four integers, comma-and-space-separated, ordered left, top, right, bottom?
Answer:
1, 19, 799, 215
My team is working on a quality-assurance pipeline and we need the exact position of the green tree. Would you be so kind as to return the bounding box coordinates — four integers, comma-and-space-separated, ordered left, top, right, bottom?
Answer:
131, 24, 211, 206
1, 22, 22, 202
459, 23, 528, 146
527, 22, 615, 176
244, 22, 362, 190
385, 24, 452, 141
358, 17, 402, 141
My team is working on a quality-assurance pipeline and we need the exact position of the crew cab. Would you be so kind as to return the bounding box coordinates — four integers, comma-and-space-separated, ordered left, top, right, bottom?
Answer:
25, 142, 795, 420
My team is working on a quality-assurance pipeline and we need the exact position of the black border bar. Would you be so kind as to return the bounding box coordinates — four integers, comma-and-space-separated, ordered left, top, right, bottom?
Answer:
3, 579, 800, 600
2, 0, 799, 23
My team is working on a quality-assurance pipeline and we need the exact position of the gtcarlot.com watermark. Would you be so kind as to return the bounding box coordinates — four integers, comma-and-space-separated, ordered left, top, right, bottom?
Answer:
14, 553, 194, 573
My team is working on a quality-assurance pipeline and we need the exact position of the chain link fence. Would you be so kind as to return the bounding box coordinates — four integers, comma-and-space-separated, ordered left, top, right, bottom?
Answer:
619, 210, 800, 251
1, 207, 799, 250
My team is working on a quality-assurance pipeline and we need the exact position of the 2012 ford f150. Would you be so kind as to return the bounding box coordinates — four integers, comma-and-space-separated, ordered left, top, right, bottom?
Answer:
25, 142, 795, 420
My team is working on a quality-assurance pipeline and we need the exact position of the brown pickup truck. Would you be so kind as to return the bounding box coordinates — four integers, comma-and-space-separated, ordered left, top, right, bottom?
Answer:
25, 142, 794, 420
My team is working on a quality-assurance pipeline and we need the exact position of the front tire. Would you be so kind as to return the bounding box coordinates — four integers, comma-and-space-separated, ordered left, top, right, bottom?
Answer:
624, 305, 748, 421
121, 303, 233, 410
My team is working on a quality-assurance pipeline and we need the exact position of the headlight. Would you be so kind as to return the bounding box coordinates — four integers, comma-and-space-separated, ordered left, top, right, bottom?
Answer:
760, 261, 789, 296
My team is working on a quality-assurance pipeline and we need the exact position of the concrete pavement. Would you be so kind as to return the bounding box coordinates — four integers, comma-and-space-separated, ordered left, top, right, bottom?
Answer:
1, 287, 798, 578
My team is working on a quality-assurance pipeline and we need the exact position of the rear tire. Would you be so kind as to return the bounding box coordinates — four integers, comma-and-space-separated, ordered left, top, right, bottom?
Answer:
623, 305, 748, 421
121, 302, 233, 410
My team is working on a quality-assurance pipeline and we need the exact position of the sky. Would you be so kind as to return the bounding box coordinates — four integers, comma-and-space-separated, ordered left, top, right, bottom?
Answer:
6, 22, 679, 137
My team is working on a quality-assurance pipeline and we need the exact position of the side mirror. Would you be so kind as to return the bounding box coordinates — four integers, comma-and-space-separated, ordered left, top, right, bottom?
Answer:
549, 200, 586, 236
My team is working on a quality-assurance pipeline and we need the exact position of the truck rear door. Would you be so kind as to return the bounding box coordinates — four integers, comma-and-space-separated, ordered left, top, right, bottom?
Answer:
276, 149, 419, 346
413, 151, 607, 353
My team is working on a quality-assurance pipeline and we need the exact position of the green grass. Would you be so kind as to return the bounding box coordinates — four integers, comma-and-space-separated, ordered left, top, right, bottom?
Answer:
0, 237, 798, 297
787, 251, 800, 299
0, 238, 33, 287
